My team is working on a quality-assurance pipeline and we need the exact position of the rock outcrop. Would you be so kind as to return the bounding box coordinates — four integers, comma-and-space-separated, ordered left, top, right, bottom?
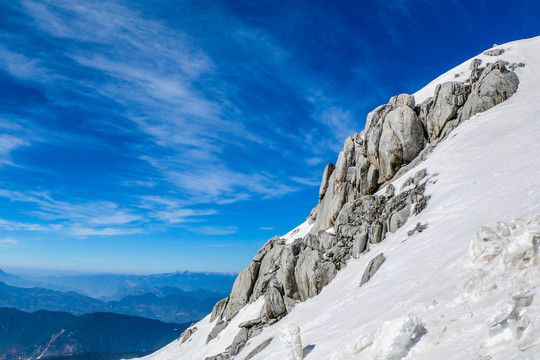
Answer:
200, 53, 520, 359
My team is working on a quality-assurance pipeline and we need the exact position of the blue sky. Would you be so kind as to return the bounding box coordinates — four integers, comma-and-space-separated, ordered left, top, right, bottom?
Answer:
0, 0, 539, 274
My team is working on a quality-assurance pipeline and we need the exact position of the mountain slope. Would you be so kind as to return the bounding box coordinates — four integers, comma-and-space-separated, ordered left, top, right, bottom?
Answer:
141, 36, 540, 359
0, 307, 187, 360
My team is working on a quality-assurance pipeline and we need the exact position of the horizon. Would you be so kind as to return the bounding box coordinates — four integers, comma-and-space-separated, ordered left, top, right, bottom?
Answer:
1, 0, 540, 273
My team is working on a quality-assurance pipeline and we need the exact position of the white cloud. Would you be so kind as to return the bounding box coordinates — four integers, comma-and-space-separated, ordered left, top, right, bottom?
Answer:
0, 238, 19, 247
290, 176, 321, 187
0, 134, 31, 166
69, 226, 141, 236
189, 226, 238, 236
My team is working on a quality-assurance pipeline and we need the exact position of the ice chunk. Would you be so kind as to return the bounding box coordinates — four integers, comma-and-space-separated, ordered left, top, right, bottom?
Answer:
371, 313, 425, 360
502, 230, 539, 269
279, 324, 303, 360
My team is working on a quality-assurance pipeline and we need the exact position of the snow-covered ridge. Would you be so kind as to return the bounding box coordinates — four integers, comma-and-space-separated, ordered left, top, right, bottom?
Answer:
141, 35, 540, 359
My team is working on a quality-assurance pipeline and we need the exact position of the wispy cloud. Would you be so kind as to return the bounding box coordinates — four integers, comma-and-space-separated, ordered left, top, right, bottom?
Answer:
258, 226, 275, 231
69, 226, 141, 237
0, 238, 19, 247
0, 219, 61, 231
189, 226, 238, 236
0, 134, 30, 166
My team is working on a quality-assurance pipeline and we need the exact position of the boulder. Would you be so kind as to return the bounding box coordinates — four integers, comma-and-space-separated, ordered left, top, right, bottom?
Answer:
389, 205, 410, 233
426, 82, 470, 140
483, 48, 505, 56
360, 253, 386, 286
264, 286, 287, 319
459, 60, 519, 121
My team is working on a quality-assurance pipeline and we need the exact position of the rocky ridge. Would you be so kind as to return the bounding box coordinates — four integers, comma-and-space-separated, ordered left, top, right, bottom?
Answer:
199, 53, 520, 359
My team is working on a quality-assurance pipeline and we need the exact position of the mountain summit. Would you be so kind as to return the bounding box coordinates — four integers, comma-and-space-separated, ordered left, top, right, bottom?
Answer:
140, 36, 540, 359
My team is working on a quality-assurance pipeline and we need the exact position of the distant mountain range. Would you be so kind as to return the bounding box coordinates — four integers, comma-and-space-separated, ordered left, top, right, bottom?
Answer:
0, 281, 225, 323
34, 271, 237, 299
0, 268, 236, 299
0, 307, 187, 360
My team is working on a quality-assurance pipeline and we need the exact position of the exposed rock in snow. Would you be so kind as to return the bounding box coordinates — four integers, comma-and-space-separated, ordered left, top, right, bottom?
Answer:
359, 253, 386, 286
483, 48, 505, 56
459, 60, 519, 121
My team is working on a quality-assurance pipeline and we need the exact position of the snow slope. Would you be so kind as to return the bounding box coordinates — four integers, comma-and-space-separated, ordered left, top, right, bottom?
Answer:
141, 36, 540, 360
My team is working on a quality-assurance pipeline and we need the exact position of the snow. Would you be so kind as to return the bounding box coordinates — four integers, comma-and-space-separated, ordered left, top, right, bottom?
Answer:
139, 297, 265, 360
281, 220, 314, 244
279, 324, 304, 360
139, 35, 540, 360
370, 313, 424, 360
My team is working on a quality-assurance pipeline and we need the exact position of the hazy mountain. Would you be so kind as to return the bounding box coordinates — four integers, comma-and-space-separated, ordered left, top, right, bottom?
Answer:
0, 269, 39, 288
27, 271, 236, 299
0, 307, 187, 360
0, 281, 226, 323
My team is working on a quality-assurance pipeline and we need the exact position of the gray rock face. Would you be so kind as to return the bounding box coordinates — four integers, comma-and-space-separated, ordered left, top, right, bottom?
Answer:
426, 82, 470, 140
460, 60, 519, 121
366, 99, 425, 184
319, 163, 335, 200
264, 286, 286, 319
179, 325, 198, 344
360, 253, 386, 286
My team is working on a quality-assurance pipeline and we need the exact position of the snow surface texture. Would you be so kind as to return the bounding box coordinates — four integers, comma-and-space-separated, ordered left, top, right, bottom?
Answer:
281, 221, 314, 245
140, 36, 540, 359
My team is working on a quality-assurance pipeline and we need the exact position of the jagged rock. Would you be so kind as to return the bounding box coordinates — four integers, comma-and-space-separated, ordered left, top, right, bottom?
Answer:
207, 320, 228, 343
412, 168, 427, 185
351, 231, 368, 257
470, 58, 483, 82
245, 337, 273, 360
378, 105, 424, 180
426, 82, 470, 140
179, 325, 198, 344
222, 260, 261, 320
360, 253, 386, 286
390, 93, 415, 108
264, 286, 286, 319
319, 163, 335, 200
275, 247, 298, 299
483, 48, 505, 56
385, 184, 395, 198
417, 97, 433, 129
389, 205, 410, 233
229, 328, 249, 356
407, 222, 428, 236
460, 60, 519, 121
295, 249, 336, 301
205, 353, 229, 360
210, 298, 228, 322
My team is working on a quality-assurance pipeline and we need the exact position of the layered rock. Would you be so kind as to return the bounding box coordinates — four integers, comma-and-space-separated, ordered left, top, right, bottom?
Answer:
200, 54, 520, 360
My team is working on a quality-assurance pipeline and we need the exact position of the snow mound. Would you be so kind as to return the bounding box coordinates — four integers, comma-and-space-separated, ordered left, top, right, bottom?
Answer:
279, 324, 303, 360
370, 314, 425, 360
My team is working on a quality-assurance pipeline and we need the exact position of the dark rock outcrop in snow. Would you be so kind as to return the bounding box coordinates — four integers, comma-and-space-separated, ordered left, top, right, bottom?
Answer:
360, 253, 386, 286
199, 54, 520, 360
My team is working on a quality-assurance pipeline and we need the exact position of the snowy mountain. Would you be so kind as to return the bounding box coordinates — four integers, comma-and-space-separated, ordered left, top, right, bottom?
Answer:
139, 36, 540, 359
